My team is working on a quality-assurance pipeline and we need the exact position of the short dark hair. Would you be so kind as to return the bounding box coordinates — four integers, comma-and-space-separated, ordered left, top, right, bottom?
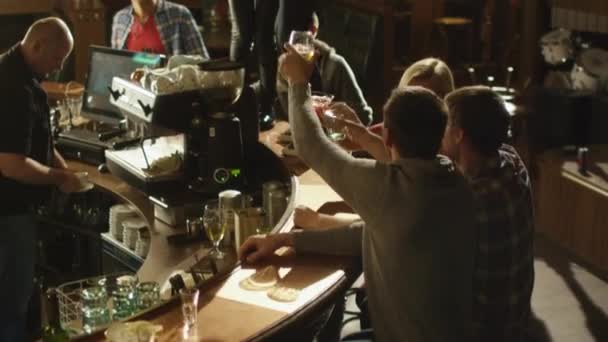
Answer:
445, 86, 510, 156
383, 86, 447, 159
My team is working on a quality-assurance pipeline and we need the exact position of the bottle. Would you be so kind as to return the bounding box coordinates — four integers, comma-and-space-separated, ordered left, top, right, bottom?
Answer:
42, 288, 69, 342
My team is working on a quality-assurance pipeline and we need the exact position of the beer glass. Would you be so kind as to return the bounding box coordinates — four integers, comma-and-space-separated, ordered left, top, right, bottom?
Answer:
289, 31, 314, 61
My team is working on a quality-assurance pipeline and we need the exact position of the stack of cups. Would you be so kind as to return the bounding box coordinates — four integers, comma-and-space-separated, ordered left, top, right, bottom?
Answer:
122, 218, 146, 250
109, 204, 137, 241
135, 228, 151, 258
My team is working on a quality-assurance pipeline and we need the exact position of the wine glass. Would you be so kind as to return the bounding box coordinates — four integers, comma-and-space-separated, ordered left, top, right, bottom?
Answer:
203, 202, 225, 259
289, 30, 314, 61
322, 109, 347, 142
311, 91, 334, 118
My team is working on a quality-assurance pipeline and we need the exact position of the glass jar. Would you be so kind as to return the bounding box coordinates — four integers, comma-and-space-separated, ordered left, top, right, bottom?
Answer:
81, 286, 110, 333
137, 282, 161, 310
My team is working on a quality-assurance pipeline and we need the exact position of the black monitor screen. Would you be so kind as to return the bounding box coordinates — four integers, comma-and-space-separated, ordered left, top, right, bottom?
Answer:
82, 46, 165, 124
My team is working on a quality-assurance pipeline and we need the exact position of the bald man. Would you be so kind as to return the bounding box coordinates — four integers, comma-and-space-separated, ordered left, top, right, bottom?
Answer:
0, 17, 82, 340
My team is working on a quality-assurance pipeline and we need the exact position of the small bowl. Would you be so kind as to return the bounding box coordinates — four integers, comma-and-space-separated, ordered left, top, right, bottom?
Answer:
75, 172, 94, 192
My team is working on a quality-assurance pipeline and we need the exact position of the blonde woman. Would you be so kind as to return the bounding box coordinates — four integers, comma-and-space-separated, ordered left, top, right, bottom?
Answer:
367, 58, 455, 135
398, 57, 454, 97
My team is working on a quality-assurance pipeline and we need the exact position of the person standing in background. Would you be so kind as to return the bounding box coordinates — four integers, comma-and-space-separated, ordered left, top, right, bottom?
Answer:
0, 17, 82, 341
227, 0, 279, 130
276, 13, 373, 126
112, 0, 209, 57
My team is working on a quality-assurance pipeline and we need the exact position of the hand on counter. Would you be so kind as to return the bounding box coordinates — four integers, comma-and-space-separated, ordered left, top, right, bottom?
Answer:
239, 233, 295, 264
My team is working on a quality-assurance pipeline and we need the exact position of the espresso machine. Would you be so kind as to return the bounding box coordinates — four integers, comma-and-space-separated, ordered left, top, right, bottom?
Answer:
105, 59, 259, 197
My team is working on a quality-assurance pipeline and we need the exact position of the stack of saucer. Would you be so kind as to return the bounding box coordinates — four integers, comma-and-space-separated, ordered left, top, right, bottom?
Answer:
122, 218, 147, 250
109, 204, 138, 241
135, 228, 151, 258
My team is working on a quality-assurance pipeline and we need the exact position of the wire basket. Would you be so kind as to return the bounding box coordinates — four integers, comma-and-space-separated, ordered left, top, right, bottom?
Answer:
55, 273, 136, 334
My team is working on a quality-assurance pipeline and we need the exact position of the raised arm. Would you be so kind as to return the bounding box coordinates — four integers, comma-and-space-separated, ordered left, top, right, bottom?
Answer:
281, 46, 387, 228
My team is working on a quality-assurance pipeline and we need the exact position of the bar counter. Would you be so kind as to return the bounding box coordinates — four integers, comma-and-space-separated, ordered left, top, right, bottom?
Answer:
71, 122, 361, 341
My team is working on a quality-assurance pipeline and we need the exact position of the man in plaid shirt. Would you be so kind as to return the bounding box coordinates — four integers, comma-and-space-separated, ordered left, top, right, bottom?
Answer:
112, 0, 209, 58
441, 86, 535, 342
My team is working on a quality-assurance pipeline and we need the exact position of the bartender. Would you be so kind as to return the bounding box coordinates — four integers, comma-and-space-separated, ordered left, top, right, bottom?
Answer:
0, 17, 82, 341
112, 0, 210, 58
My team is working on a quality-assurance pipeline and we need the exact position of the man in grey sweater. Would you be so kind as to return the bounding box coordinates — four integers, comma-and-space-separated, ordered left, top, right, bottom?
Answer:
240, 46, 476, 341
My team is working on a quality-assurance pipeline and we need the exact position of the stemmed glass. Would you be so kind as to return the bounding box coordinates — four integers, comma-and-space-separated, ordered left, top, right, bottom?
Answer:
289, 30, 315, 61
203, 202, 225, 259
311, 91, 334, 118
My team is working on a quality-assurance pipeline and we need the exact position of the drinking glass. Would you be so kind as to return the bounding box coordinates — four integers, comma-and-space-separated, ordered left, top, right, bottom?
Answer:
311, 91, 334, 118
111, 275, 138, 321
81, 286, 110, 333
137, 281, 160, 310
111, 283, 136, 320
55, 99, 71, 129
67, 95, 83, 124
203, 203, 225, 259
179, 288, 200, 332
323, 109, 347, 142
288, 30, 314, 61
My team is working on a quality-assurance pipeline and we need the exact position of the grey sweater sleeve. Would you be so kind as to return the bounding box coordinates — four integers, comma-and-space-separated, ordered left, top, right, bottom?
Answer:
293, 220, 364, 256
330, 55, 373, 126
288, 83, 386, 230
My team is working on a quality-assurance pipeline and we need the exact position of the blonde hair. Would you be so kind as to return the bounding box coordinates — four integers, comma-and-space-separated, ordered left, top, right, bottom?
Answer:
398, 58, 454, 98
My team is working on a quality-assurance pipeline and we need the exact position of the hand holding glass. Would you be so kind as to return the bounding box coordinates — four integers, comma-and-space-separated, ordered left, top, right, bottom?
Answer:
323, 109, 347, 142
311, 92, 334, 118
289, 31, 314, 61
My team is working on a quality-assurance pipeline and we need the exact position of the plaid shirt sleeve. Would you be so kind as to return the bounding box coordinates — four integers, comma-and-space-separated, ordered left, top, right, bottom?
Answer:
157, 1, 209, 58
471, 145, 535, 342
178, 10, 209, 59
111, 8, 133, 50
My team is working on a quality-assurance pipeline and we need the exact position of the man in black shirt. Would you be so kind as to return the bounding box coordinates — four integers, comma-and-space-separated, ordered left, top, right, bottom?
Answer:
0, 17, 81, 341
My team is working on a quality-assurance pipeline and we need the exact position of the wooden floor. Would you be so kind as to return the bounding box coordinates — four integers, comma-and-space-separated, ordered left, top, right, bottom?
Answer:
341, 234, 608, 342
529, 235, 608, 342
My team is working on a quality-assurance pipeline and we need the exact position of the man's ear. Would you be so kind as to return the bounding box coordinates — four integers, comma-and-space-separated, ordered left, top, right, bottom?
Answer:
454, 126, 464, 145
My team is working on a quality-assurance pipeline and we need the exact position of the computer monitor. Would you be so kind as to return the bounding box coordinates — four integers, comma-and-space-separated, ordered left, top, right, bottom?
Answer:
81, 45, 165, 125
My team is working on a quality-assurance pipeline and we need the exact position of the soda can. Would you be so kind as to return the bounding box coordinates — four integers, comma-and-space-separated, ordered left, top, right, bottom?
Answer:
577, 147, 588, 174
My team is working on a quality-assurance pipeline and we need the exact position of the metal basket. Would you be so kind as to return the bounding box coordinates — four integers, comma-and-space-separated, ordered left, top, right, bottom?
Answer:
55, 273, 135, 333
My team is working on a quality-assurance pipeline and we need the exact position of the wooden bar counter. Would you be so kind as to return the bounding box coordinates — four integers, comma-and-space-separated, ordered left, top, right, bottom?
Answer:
71, 122, 361, 341
535, 145, 608, 275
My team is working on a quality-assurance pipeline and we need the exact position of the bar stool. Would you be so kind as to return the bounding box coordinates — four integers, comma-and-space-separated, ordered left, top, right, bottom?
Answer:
429, 17, 474, 67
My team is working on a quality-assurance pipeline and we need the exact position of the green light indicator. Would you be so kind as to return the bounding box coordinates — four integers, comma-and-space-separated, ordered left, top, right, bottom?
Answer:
230, 169, 241, 178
